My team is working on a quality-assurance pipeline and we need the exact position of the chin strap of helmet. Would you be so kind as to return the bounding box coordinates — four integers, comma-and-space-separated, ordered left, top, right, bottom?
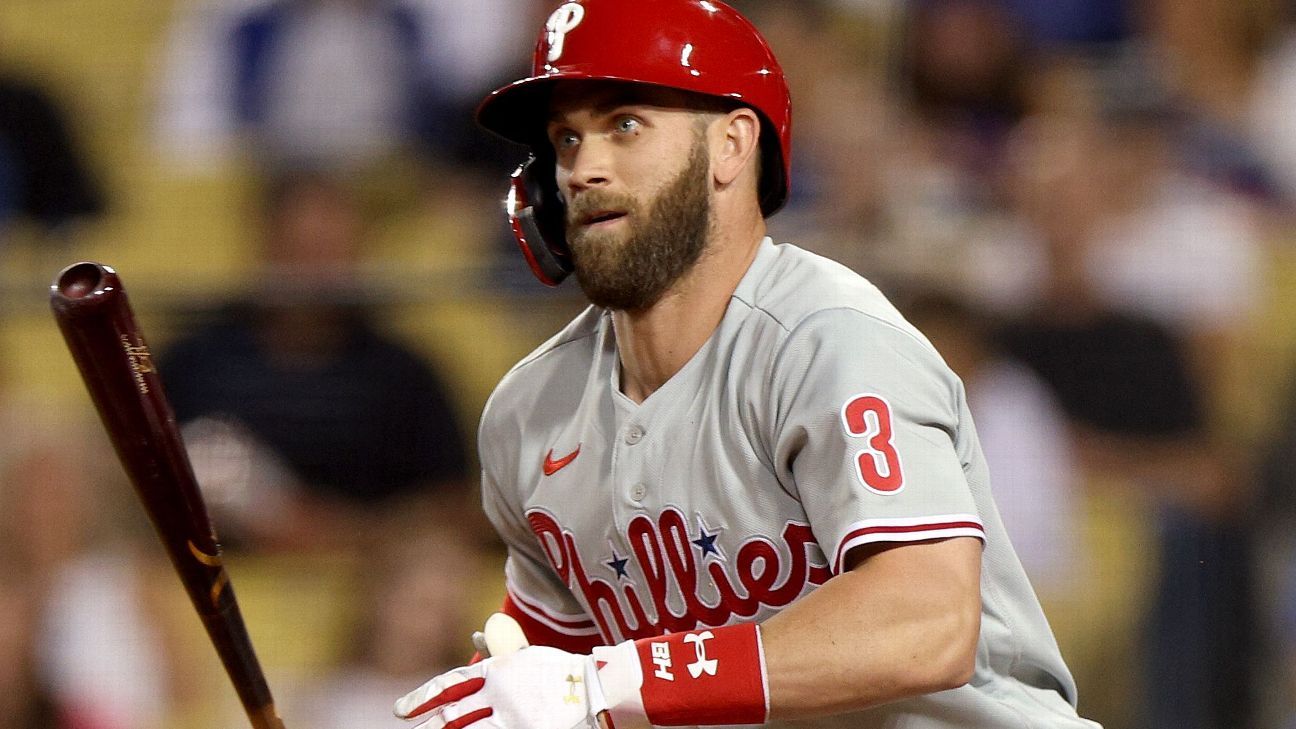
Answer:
506, 155, 573, 286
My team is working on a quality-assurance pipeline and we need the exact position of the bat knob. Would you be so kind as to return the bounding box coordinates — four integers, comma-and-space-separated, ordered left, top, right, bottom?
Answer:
482, 612, 529, 656
55, 261, 107, 300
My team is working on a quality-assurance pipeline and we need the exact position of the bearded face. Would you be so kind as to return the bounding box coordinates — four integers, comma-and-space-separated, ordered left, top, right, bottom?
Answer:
564, 137, 712, 311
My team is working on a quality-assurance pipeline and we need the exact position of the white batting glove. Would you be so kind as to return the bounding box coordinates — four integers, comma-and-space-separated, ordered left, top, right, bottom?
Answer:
393, 646, 609, 729
395, 615, 766, 728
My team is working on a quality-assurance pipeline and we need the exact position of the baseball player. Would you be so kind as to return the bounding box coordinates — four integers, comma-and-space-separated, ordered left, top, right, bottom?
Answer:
394, 1, 1102, 727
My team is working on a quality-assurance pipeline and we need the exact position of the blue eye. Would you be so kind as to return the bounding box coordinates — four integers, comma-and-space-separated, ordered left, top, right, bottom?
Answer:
551, 131, 579, 150
615, 117, 642, 134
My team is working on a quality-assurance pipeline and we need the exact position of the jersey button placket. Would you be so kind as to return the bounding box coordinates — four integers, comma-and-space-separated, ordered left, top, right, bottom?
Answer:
625, 424, 645, 445
624, 424, 647, 503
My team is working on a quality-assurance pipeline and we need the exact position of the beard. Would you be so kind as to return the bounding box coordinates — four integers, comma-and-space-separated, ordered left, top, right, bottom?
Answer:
564, 140, 712, 311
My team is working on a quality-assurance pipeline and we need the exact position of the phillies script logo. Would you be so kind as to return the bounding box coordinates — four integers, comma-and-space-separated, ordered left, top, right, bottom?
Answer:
545, 2, 585, 62
527, 507, 830, 642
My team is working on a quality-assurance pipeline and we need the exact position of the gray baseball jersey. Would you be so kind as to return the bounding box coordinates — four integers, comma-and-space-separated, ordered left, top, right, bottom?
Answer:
480, 238, 1101, 728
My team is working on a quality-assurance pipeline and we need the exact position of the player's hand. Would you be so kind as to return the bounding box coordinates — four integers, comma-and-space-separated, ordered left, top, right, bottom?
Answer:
393, 646, 608, 729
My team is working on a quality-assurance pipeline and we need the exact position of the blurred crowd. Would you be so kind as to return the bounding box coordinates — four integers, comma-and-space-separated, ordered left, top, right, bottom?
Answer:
2, 0, 1296, 727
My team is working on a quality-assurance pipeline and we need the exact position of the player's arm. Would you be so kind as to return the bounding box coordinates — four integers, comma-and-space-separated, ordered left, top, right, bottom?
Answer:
572, 538, 980, 727
394, 314, 985, 727
755, 309, 986, 718
572, 309, 987, 724
393, 539, 982, 729
761, 536, 982, 718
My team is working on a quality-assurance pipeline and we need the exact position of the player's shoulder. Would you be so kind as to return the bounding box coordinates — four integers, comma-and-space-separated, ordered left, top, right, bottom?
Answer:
736, 240, 928, 347
480, 304, 603, 433
508, 304, 604, 373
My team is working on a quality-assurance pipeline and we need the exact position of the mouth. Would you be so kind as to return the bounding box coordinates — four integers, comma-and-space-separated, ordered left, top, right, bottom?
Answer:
579, 210, 628, 228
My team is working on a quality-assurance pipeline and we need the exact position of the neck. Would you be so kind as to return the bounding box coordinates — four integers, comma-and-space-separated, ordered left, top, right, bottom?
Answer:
613, 212, 766, 403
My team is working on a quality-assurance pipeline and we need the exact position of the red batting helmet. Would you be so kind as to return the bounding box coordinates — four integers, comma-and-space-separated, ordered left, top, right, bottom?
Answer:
479, 0, 791, 216
477, 0, 791, 285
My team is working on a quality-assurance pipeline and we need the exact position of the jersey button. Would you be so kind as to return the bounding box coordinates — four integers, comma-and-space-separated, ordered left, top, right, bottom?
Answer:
630, 482, 648, 502
625, 425, 645, 445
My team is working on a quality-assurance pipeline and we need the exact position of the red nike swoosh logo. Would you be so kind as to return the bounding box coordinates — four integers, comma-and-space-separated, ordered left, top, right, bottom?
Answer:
543, 445, 581, 476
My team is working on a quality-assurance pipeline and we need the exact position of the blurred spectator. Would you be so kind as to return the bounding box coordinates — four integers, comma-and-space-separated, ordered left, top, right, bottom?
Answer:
38, 552, 178, 729
0, 73, 104, 239
776, 11, 1269, 723
754, 0, 900, 272
286, 526, 486, 727
988, 106, 1259, 729
153, 0, 533, 175
1260, 375, 1296, 528
1142, 0, 1265, 131
900, 0, 1031, 128
1281, 554, 1296, 729
0, 425, 180, 729
0, 571, 62, 729
769, 0, 1035, 289
833, 0, 1135, 49
1001, 0, 1132, 49
1250, 3, 1296, 204
1, 439, 102, 592
901, 291, 1082, 596
768, 72, 897, 275
895, 0, 1032, 204
967, 69, 1265, 415
158, 170, 471, 551
1079, 91, 1264, 391
1259, 374, 1296, 727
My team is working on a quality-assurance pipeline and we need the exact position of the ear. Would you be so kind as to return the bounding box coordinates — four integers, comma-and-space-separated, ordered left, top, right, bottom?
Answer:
711, 108, 761, 188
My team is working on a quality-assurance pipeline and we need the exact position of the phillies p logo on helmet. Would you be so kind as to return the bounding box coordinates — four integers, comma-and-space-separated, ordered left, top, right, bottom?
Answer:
546, 2, 586, 62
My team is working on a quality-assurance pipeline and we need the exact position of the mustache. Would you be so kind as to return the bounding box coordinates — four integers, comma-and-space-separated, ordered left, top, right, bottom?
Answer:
566, 191, 639, 226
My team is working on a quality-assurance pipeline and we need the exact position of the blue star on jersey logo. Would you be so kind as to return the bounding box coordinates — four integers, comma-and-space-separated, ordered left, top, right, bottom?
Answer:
691, 514, 727, 563
605, 547, 630, 581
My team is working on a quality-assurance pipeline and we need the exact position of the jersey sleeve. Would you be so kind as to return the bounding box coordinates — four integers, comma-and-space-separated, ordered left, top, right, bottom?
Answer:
481, 463, 605, 654
769, 308, 986, 575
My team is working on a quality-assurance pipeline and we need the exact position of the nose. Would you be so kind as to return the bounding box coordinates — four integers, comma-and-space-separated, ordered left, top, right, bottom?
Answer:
564, 138, 613, 197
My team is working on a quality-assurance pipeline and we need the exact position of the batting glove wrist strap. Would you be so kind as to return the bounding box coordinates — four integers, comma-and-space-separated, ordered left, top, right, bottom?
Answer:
594, 623, 769, 727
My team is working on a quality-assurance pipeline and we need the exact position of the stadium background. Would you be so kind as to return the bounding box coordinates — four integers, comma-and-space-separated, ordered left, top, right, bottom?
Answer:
2, 0, 1296, 728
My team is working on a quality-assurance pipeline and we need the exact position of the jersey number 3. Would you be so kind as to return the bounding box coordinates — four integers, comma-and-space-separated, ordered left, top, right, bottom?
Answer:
841, 394, 904, 495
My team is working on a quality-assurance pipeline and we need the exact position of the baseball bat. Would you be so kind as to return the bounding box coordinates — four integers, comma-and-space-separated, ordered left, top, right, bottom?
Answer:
49, 261, 286, 729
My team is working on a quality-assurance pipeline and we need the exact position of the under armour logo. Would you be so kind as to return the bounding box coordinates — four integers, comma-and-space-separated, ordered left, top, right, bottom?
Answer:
545, 2, 586, 62
564, 674, 584, 705
684, 631, 717, 678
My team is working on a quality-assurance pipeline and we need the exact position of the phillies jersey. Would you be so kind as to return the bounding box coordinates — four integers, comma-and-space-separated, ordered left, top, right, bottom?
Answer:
480, 238, 1100, 728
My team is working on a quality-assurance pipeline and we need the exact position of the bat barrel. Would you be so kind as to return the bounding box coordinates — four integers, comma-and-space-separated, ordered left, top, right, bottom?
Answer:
50, 262, 284, 729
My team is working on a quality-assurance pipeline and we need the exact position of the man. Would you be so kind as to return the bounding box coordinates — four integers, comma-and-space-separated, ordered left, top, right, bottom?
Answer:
395, 1, 1101, 727
161, 171, 470, 549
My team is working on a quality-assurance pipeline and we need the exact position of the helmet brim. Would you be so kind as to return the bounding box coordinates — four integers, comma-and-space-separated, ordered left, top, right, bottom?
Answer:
476, 72, 716, 147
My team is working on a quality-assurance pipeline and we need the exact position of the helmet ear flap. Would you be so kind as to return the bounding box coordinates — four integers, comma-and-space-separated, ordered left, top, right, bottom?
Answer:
507, 156, 573, 286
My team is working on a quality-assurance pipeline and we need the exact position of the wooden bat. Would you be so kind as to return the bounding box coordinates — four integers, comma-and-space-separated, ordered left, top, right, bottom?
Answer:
49, 261, 286, 729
